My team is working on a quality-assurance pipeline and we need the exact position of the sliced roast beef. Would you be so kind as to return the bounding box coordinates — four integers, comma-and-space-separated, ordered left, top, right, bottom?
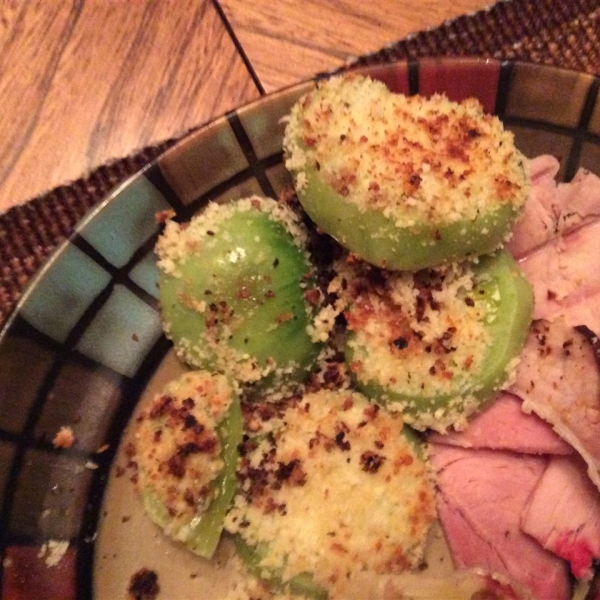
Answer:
521, 455, 600, 581
428, 391, 573, 455
518, 220, 600, 333
510, 319, 600, 491
429, 444, 571, 600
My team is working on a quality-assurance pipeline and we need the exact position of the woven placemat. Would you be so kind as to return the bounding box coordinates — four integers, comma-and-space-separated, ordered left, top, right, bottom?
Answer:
1, 0, 598, 327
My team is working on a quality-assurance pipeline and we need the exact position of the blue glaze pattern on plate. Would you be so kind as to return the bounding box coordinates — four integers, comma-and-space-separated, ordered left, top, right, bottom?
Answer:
128, 250, 161, 299
75, 284, 162, 378
19, 244, 111, 343
78, 176, 169, 268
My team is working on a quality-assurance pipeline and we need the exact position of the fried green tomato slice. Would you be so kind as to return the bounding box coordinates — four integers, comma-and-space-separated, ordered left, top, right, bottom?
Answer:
283, 74, 530, 271
133, 370, 242, 559
340, 250, 533, 432
225, 390, 436, 598
156, 196, 322, 392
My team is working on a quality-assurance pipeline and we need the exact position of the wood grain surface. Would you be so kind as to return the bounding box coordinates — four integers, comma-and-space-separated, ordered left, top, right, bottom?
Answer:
220, 0, 493, 92
0, 0, 492, 213
0, 0, 259, 212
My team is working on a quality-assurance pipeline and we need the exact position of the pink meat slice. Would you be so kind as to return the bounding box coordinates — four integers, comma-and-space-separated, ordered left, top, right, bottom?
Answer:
430, 444, 571, 600
510, 319, 600, 491
554, 167, 600, 234
507, 155, 561, 259
518, 219, 600, 333
428, 391, 573, 455
521, 455, 600, 581
508, 155, 600, 260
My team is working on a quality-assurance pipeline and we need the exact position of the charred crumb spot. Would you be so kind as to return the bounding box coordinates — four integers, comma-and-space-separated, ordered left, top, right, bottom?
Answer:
183, 489, 196, 507
206, 230, 215, 236
393, 336, 408, 350
180, 441, 203, 456
128, 568, 159, 600
183, 414, 199, 430
547, 289, 557, 301
335, 431, 351, 451
167, 453, 186, 478
276, 459, 307, 486
409, 173, 422, 188
361, 451, 385, 473
464, 297, 475, 307
148, 395, 173, 419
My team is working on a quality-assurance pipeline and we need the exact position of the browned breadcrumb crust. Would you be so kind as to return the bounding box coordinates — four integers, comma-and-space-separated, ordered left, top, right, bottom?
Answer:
284, 74, 529, 228
132, 371, 233, 527
226, 390, 436, 594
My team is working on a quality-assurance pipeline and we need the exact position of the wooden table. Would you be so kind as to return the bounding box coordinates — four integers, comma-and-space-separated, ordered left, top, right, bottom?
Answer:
0, 0, 491, 214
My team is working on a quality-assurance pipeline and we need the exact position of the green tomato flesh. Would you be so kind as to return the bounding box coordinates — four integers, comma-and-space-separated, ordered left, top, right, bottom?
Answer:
141, 395, 243, 559
346, 250, 534, 429
298, 164, 518, 271
234, 535, 328, 600
160, 209, 320, 386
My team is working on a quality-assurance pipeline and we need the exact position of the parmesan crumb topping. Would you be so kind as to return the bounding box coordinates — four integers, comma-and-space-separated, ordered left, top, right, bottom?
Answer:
133, 371, 233, 541
225, 390, 436, 596
334, 258, 495, 431
155, 195, 321, 390
283, 74, 529, 228
156, 196, 309, 278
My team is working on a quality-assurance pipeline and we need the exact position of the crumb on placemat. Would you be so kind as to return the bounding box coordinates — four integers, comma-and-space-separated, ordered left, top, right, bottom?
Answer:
38, 540, 69, 567
52, 426, 75, 449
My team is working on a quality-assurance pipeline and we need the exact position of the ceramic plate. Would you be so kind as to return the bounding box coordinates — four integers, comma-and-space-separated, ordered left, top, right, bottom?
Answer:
1, 58, 599, 600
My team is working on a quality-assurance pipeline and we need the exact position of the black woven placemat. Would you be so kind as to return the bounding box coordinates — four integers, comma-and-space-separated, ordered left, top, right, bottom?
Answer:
1, 0, 598, 326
